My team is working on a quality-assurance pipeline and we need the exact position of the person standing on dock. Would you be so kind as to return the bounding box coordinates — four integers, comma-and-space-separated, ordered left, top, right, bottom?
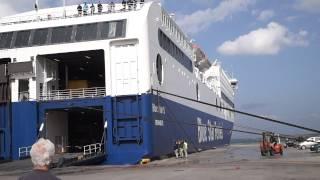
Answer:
127, 0, 133, 10
174, 140, 180, 158
182, 140, 188, 158
90, 3, 95, 15
133, 0, 137, 10
77, 4, 82, 16
83, 2, 89, 15
122, 0, 127, 10
18, 138, 60, 180
97, 2, 103, 13
139, 0, 144, 8
108, 1, 115, 13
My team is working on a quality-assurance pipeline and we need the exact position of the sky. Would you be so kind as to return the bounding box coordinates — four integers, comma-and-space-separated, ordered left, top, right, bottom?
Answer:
0, 0, 319, 138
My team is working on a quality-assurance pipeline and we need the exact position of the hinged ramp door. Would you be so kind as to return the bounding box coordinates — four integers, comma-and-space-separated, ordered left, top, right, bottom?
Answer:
111, 43, 139, 96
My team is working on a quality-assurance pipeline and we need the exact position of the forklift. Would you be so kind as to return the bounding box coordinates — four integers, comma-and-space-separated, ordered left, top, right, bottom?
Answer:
260, 132, 284, 156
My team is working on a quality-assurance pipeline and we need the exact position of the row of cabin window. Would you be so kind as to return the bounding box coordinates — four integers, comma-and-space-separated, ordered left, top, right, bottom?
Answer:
217, 99, 234, 119
161, 10, 191, 52
0, 20, 126, 49
158, 30, 193, 72
221, 91, 235, 108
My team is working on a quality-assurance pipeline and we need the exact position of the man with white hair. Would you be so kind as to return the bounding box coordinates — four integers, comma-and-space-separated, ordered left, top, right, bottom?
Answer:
18, 138, 60, 180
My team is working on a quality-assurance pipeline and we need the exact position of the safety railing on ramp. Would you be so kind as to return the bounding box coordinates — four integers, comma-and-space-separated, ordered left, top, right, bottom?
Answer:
51, 143, 106, 167
18, 146, 32, 159
83, 143, 102, 156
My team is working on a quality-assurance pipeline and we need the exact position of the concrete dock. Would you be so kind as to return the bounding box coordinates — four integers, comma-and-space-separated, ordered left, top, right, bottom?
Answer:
1, 143, 320, 180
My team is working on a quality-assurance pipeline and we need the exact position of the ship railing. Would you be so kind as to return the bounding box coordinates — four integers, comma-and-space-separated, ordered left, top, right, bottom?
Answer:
40, 87, 106, 101
83, 143, 102, 156
18, 146, 32, 159
0, 2, 145, 26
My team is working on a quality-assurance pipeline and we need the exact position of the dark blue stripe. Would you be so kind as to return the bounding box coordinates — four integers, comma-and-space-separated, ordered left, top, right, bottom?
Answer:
8, 94, 233, 164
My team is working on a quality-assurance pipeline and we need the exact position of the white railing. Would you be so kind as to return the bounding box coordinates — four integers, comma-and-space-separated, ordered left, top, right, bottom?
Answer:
83, 143, 102, 156
0, 2, 145, 26
40, 87, 106, 101
19, 146, 32, 158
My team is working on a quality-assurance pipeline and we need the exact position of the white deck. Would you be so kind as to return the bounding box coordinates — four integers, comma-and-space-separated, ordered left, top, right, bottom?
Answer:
0, 2, 145, 26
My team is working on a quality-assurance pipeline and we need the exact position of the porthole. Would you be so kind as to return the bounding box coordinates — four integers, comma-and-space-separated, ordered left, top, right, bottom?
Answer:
156, 54, 163, 85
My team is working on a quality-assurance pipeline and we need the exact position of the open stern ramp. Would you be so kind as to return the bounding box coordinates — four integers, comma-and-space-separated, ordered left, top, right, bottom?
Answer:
11, 95, 153, 165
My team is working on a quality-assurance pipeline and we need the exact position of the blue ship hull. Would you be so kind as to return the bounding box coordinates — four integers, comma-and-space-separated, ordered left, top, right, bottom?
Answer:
0, 94, 233, 164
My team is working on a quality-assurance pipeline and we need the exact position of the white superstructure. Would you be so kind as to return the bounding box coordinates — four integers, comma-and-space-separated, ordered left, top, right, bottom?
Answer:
0, 1, 237, 120
0, 1, 238, 164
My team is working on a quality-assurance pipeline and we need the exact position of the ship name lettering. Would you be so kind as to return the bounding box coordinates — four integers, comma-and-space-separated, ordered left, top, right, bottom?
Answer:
197, 118, 224, 143
152, 103, 166, 114
155, 119, 164, 126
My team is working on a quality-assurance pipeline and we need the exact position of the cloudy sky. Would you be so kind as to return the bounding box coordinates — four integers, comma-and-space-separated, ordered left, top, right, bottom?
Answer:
0, 0, 319, 138
164, 0, 320, 138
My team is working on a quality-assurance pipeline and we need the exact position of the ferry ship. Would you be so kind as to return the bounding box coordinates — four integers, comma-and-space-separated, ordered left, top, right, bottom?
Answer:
0, 1, 238, 164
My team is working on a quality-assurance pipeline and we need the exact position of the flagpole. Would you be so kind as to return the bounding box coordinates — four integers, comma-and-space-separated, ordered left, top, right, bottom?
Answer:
35, 0, 39, 21
63, 0, 66, 18
35, 0, 39, 11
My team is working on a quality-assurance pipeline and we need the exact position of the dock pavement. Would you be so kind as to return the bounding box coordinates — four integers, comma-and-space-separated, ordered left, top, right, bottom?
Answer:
1, 143, 320, 180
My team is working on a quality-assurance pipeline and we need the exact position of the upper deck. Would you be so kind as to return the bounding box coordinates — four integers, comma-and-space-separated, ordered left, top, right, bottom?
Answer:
0, 1, 145, 27
0, 2, 149, 52
0, 2, 154, 103
0, 1, 236, 110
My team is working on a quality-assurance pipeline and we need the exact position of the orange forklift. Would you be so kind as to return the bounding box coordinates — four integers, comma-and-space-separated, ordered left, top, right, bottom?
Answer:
260, 132, 284, 156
